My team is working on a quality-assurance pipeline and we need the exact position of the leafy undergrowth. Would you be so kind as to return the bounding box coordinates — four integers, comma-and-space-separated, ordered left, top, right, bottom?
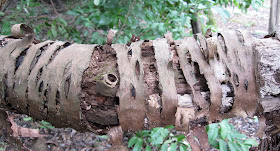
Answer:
206, 119, 259, 151
0, 113, 260, 151
126, 118, 259, 151
128, 125, 191, 151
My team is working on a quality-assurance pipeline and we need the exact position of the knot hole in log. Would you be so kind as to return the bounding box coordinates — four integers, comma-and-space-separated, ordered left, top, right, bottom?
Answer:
96, 73, 119, 97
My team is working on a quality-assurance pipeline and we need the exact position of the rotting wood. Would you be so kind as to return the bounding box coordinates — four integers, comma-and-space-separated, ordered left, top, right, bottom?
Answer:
0, 24, 279, 136
80, 44, 119, 133
186, 124, 210, 151
141, 40, 162, 128
255, 38, 280, 112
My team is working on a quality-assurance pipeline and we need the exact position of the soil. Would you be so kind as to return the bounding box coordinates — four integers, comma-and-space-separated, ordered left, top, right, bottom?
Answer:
0, 0, 278, 151
214, 0, 275, 38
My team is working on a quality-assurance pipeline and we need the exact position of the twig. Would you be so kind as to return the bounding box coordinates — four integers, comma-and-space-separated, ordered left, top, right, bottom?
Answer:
50, 0, 59, 16
113, 0, 136, 43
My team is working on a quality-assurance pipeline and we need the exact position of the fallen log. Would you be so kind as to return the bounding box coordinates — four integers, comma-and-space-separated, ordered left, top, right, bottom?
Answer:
0, 24, 279, 135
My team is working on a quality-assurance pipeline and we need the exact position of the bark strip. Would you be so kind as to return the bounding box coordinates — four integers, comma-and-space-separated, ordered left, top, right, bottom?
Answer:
113, 42, 147, 131
153, 39, 178, 125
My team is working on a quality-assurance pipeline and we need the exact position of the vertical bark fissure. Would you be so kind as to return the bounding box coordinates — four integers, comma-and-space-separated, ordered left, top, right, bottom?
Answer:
29, 42, 53, 73
15, 48, 28, 73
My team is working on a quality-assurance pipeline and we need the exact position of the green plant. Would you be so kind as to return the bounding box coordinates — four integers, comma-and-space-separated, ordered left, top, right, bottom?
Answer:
0, 0, 74, 42
23, 116, 33, 122
23, 116, 55, 129
206, 119, 258, 151
128, 125, 191, 151
0, 0, 264, 44
214, 0, 264, 12
0, 0, 50, 37
98, 135, 108, 140
39, 120, 55, 129
66, 0, 192, 44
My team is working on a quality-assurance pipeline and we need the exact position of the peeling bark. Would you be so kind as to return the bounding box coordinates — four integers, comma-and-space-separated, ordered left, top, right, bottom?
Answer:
0, 26, 279, 135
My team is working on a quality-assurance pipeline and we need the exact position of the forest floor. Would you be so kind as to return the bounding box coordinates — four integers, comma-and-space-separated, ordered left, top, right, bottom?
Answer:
214, 0, 273, 38
0, 1, 277, 151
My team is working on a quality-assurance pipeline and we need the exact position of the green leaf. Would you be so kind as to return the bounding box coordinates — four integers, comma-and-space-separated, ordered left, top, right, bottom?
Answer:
206, 123, 219, 148
51, 24, 58, 38
66, 10, 80, 16
0, 12, 5, 16
179, 144, 188, 151
141, 130, 150, 137
240, 144, 249, 151
94, 0, 100, 6
56, 18, 67, 26
227, 132, 233, 142
165, 125, 175, 129
23, 7, 29, 14
160, 143, 168, 151
1, 22, 11, 35
232, 142, 242, 150
235, 139, 244, 144
211, 6, 230, 22
145, 145, 152, 151
133, 138, 143, 151
253, 116, 259, 123
218, 139, 228, 151
47, 30, 52, 38
160, 128, 170, 138
164, 139, 173, 144
151, 136, 165, 145
98, 135, 108, 140
23, 117, 32, 121
169, 143, 177, 151
128, 136, 138, 148
177, 134, 186, 142
243, 138, 258, 146
150, 127, 169, 145
231, 130, 247, 139
228, 141, 238, 151
158, 23, 166, 33
39, 120, 55, 129
136, 131, 142, 137
219, 119, 231, 140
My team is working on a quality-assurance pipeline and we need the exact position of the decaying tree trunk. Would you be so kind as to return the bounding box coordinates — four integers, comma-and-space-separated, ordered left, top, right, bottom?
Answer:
0, 24, 279, 136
